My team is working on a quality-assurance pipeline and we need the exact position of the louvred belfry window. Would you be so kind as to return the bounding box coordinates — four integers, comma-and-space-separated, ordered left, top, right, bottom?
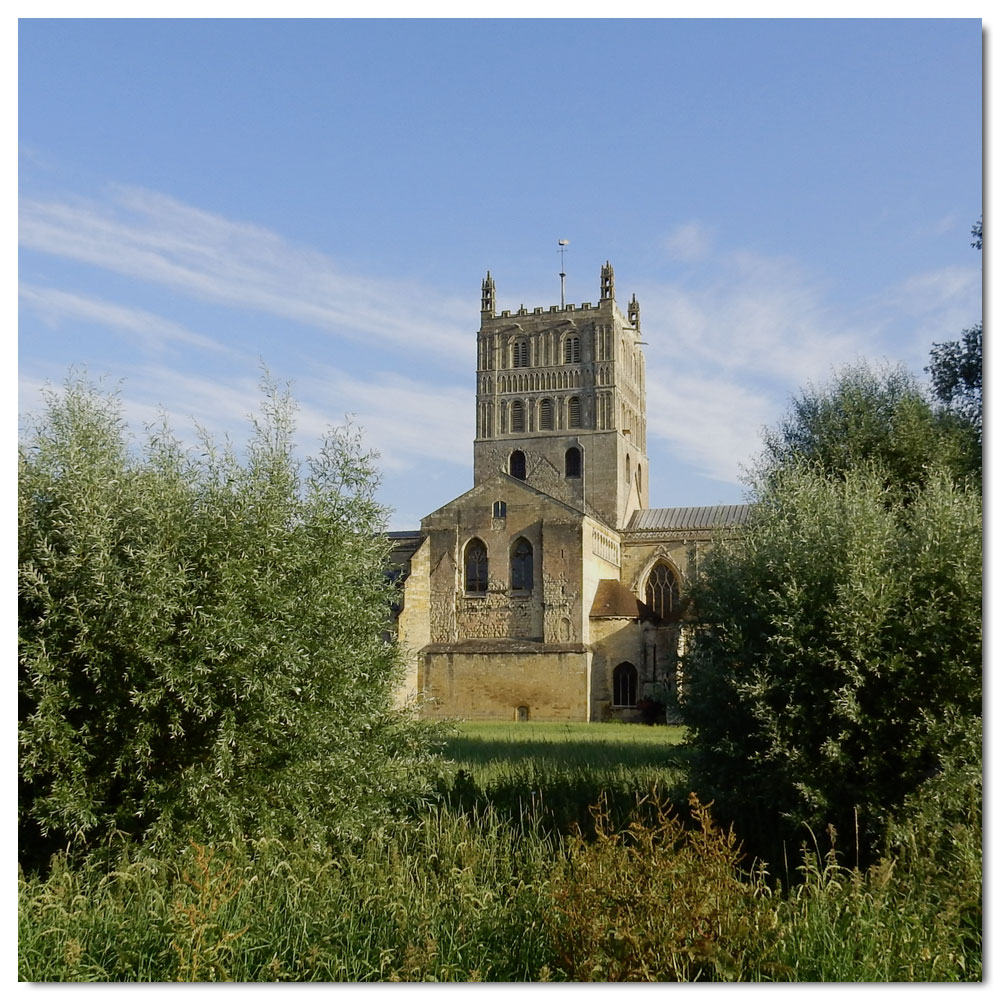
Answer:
568, 397, 581, 428
511, 400, 525, 433
539, 398, 554, 430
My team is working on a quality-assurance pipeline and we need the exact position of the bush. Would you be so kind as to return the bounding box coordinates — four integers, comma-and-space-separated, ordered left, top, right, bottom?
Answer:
18, 374, 442, 869
544, 793, 783, 982
681, 461, 981, 864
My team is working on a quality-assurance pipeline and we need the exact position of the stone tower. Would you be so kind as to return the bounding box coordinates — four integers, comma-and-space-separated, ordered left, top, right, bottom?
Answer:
473, 263, 648, 529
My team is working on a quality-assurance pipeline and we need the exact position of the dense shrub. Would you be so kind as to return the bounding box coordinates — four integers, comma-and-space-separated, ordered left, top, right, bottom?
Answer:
545, 793, 782, 981
18, 374, 442, 869
682, 462, 981, 864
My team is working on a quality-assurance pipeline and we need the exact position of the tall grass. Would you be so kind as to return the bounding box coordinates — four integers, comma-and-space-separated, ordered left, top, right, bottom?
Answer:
20, 722, 980, 982
19, 806, 559, 982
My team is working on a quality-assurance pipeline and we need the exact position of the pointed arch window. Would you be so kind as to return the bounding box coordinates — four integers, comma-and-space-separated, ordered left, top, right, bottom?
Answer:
464, 538, 488, 594
565, 446, 582, 478
511, 400, 525, 433
539, 398, 554, 430
564, 335, 580, 364
568, 396, 581, 428
512, 339, 529, 368
510, 537, 534, 592
509, 450, 526, 480
613, 662, 638, 707
645, 562, 681, 621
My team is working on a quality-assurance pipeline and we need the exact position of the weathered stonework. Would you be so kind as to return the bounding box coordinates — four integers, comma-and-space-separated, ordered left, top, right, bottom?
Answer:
390, 265, 751, 722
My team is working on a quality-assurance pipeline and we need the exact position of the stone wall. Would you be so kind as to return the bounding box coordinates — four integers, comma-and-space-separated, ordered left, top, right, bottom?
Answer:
418, 642, 591, 721
394, 536, 430, 708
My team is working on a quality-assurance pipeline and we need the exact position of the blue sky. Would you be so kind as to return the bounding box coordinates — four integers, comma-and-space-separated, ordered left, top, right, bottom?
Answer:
18, 18, 983, 529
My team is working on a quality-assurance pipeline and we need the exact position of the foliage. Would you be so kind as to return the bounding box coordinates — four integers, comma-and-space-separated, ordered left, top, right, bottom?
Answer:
19, 808, 559, 982
681, 462, 981, 864
18, 374, 443, 869
754, 361, 976, 493
926, 323, 982, 437
925, 216, 982, 470
545, 792, 781, 981
20, 778, 980, 981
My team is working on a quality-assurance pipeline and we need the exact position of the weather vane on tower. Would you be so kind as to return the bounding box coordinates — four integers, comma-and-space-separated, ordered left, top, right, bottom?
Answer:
558, 239, 569, 308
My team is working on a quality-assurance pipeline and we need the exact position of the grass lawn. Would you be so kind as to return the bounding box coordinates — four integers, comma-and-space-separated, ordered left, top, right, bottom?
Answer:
447, 720, 686, 769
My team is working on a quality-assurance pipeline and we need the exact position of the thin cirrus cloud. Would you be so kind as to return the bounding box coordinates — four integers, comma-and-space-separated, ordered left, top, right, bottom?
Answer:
19, 185, 472, 364
661, 220, 715, 262
18, 283, 231, 356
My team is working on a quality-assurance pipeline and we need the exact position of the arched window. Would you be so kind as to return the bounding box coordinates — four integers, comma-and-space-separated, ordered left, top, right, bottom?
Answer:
492, 500, 507, 519
645, 562, 681, 621
613, 662, 638, 707
636, 463, 642, 495
626, 454, 631, 483
511, 400, 525, 433
512, 339, 529, 368
568, 396, 581, 428
565, 446, 581, 478
509, 450, 526, 480
564, 336, 580, 363
510, 537, 534, 592
539, 398, 554, 430
464, 538, 488, 594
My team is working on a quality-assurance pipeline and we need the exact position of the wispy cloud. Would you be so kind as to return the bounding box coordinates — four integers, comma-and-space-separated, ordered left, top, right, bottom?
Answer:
661, 220, 715, 262
639, 240, 980, 489
19, 186, 473, 364
19, 284, 231, 356
19, 358, 472, 480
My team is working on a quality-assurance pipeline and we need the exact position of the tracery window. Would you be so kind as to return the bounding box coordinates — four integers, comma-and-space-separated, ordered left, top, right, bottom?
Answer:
509, 450, 526, 480
645, 562, 681, 621
613, 662, 638, 707
464, 538, 488, 594
510, 537, 534, 592
565, 446, 582, 478
568, 396, 581, 428
539, 398, 554, 430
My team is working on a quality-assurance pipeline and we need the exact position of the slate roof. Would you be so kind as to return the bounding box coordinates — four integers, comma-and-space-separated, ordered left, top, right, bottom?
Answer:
624, 504, 752, 533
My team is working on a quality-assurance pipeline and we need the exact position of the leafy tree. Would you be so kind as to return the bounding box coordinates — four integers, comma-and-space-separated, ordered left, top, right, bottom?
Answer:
18, 374, 441, 869
925, 218, 982, 459
927, 324, 981, 435
682, 461, 981, 865
754, 361, 974, 494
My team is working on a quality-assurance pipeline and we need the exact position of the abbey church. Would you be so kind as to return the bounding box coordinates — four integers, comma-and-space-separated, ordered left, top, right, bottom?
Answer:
390, 263, 749, 722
